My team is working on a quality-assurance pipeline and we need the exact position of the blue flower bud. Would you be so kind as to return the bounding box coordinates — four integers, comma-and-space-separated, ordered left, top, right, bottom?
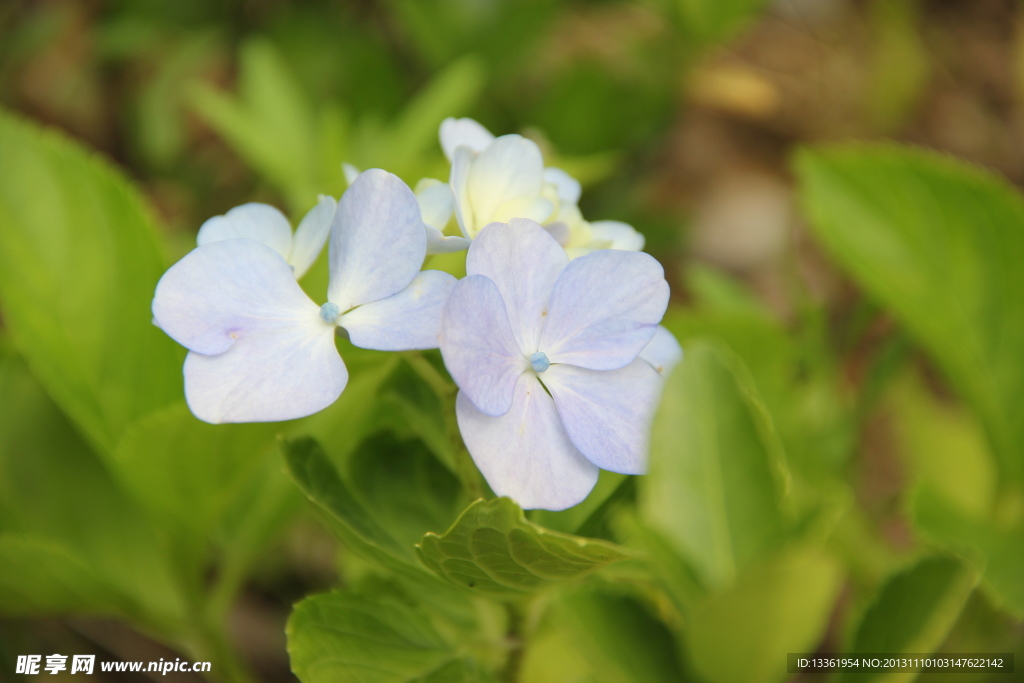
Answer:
319, 302, 341, 324
529, 351, 550, 373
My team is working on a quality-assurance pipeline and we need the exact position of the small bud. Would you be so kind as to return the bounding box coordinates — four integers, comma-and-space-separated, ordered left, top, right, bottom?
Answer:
319, 302, 341, 324
529, 351, 550, 373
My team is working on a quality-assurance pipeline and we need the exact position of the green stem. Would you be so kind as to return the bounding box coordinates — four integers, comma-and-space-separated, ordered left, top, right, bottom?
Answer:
172, 549, 257, 683
402, 350, 453, 400
450, 433, 484, 500
403, 351, 485, 499
501, 602, 526, 683
192, 620, 257, 683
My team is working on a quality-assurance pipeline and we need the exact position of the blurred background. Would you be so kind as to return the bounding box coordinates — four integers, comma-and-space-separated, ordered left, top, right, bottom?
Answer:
1, 0, 1023, 681
4, 0, 1023, 315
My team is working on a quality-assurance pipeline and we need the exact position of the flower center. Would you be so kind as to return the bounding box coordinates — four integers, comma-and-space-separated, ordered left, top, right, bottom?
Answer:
529, 351, 550, 373
319, 302, 341, 324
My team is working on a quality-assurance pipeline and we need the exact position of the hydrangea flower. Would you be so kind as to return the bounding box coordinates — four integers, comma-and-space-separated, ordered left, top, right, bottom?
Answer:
344, 163, 470, 254
440, 117, 645, 257
152, 169, 455, 424
196, 195, 336, 279
438, 218, 670, 510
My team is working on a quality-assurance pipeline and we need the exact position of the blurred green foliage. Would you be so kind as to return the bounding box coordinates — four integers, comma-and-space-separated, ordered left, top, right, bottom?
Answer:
2, 0, 1024, 682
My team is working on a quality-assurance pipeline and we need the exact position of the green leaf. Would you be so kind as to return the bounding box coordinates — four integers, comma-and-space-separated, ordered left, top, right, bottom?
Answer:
685, 546, 842, 683
416, 497, 630, 598
640, 342, 790, 589
665, 311, 853, 484
0, 110, 181, 455
840, 556, 976, 683
376, 55, 485, 170
284, 436, 425, 563
685, 265, 772, 317
893, 374, 1023, 618
0, 351, 185, 629
796, 145, 1024, 485
300, 347, 401, 466
282, 436, 475, 624
414, 660, 499, 682
0, 535, 127, 616
133, 32, 219, 168
550, 589, 687, 683
530, 470, 630, 536
890, 374, 996, 522
373, 357, 459, 474
111, 402, 301, 606
912, 488, 1024, 619
112, 402, 279, 538
191, 43, 484, 212
667, 270, 856, 482
190, 38, 320, 211
213, 445, 304, 589
347, 431, 468, 550
287, 591, 457, 683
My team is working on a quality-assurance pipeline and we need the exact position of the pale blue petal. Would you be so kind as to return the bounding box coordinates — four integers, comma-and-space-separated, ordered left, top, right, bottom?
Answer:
540, 249, 669, 370
589, 220, 645, 251
450, 146, 474, 238
439, 274, 527, 417
289, 195, 336, 279
640, 326, 683, 376
339, 270, 456, 351
543, 167, 581, 205
439, 116, 495, 161
327, 169, 427, 311
466, 218, 568, 354
424, 224, 471, 255
543, 359, 661, 474
456, 377, 599, 511
183, 321, 346, 424
152, 239, 322, 356
196, 203, 293, 262
416, 180, 454, 231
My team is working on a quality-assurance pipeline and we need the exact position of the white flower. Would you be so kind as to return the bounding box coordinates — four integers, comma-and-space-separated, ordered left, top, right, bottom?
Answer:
438, 218, 670, 510
152, 169, 456, 424
440, 117, 645, 256
197, 196, 336, 279
344, 163, 470, 255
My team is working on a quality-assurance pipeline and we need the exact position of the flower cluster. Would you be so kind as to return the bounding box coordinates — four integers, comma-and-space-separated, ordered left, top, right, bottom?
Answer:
152, 118, 681, 509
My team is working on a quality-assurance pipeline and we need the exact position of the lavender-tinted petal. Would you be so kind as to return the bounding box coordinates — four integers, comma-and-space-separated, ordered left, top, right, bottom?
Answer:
543, 359, 662, 475
289, 195, 336, 279
466, 219, 568, 354
152, 239, 321, 356
456, 378, 599, 510
540, 249, 669, 370
339, 270, 456, 351
438, 274, 526, 417
424, 224, 471, 255
183, 322, 346, 424
196, 203, 293, 261
327, 169, 426, 311
640, 325, 683, 376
